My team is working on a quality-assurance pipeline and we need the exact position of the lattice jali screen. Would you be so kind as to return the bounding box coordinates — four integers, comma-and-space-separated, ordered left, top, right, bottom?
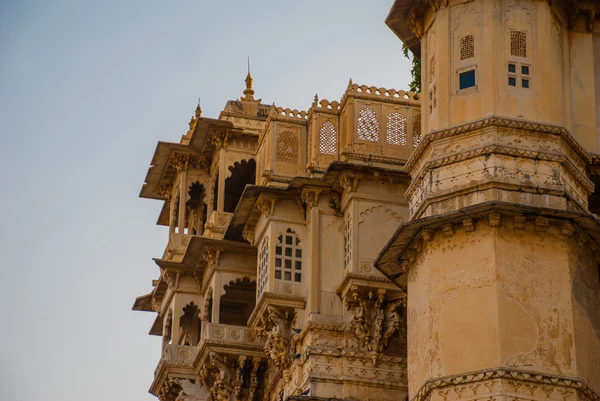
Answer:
386, 112, 407, 145
413, 114, 422, 148
357, 108, 380, 142
319, 121, 337, 155
276, 131, 299, 164
510, 31, 527, 58
460, 35, 475, 60
258, 237, 269, 296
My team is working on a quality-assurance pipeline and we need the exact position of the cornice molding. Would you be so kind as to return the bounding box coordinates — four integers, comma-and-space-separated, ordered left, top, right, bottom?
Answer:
411, 367, 600, 401
405, 116, 591, 173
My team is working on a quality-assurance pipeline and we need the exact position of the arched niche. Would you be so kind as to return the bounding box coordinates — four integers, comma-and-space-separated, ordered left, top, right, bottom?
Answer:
219, 277, 256, 326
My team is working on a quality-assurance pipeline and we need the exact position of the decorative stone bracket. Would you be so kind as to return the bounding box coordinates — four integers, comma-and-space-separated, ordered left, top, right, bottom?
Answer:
254, 305, 297, 369
202, 247, 223, 269
200, 352, 262, 401
256, 195, 278, 218
343, 286, 405, 363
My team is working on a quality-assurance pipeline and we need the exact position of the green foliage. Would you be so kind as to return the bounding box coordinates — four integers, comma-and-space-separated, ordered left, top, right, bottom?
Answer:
402, 45, 421, 94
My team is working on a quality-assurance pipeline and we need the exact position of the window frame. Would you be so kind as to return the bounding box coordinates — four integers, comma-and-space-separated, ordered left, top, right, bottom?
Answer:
275, 229, 303, 283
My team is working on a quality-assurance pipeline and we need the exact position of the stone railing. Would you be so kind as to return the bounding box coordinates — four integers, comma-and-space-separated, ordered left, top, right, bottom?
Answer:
154, 344, 198, 378
162, 344, 197, 366
201, 323, 263, 347
162, 233, 191, 261
203, 211, 233, 240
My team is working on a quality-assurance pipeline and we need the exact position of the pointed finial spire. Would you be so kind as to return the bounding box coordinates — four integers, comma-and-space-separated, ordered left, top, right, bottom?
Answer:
242, 57, 255, 101
195, 97, 202, 118
313, 94, 319, 107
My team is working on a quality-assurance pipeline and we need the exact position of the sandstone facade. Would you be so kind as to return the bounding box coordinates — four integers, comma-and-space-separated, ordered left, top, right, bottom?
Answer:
133, 2, 600, 401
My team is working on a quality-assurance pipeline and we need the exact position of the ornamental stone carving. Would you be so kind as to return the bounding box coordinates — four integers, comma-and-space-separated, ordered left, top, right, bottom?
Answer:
254, 305, 296, 369
344, 286, 405, 363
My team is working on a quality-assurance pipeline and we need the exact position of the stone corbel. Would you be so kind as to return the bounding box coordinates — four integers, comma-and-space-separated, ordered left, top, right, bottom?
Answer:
407, 8, 424, 39
202, 247, 222, 269
300, 187, 321, 210
209, 129, 230, 150
158, 378, 184, 401
232, 355, 246, 401
328, 191, 342, 215
247, 357, 261, 401
208, 352, 234, 401
254, 305, 296, 369
170, 153, 192, 173
164, 271, 181, 290
344, 286, 404, 363
339, 172, 360, 193
157, 184, 173, 199
256, 195, 278, 218
242, 225, 256, 244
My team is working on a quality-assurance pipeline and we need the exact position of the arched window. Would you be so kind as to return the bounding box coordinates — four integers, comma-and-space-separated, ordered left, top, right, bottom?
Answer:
275, 229, 302, 282
179, 302, 201, 346
276, 131, 298, 164
460, 35, 475, 60
413, 114, 422, 148
357, 108, 379, 142
319, 121, 337, 155
510, 31, 527, 58
386, 112, 407, 145
258, 237, 269, 296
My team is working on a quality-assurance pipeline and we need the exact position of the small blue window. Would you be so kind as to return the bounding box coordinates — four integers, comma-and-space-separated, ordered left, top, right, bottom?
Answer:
459, 70, 476, 90
522, 79, 530, 88
508, 64, 516, 73
508, 77, 516, 86
522, 65, 529, 75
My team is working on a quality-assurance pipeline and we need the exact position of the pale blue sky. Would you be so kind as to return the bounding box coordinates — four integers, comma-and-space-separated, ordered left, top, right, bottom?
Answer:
0, 1, 411, 400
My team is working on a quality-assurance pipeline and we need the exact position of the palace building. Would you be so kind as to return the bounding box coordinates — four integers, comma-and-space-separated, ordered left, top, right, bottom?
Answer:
133, 2, 600, 401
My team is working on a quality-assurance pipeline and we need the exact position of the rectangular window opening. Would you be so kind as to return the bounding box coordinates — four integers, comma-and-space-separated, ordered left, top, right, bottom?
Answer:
508, 64, 516, 73
522, 79, 530, 88
459, 70, 476, 90
522, 65, 529, 75
508, 77, 517, 87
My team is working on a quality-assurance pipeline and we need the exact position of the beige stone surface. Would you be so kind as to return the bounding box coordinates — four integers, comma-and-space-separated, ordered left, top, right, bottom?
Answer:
132, 2, 600, 401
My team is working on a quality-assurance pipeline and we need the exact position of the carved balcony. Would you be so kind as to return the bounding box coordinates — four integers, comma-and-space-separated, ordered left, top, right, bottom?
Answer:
151, 344, 199, 399
160, 344, 198, 369
163, 233, 192, 262
195, 323, 267, 401
199, 322, 264, 350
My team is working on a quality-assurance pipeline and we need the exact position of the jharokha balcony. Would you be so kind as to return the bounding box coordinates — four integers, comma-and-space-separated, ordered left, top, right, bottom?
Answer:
135, 75, 417, 401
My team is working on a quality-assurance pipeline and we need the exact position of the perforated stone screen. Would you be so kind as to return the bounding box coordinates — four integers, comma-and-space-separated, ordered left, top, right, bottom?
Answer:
386, 112, 407, 145
258, 237, 269, 296
510, 31, 527, 58
357, 108, 379, 142
460, 35, 475, 60
276, 131, 298, 164
319, 121, 337, 155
